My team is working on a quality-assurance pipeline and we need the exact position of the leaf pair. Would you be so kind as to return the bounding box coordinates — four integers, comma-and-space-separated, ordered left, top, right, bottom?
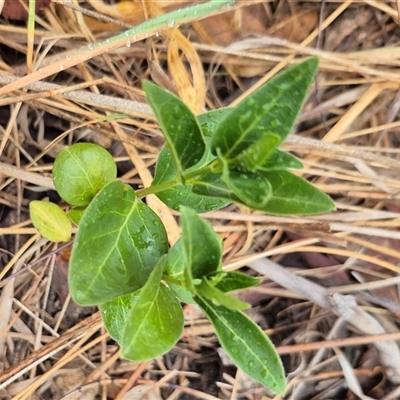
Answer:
147, 58, 335, 216
152, 137, 228, 213
176, 208, 285, 392
100, 256, 184, 362
201, 57, 333, 214
99, 206, 224, 363
193, 167, 334, 215
98, 208, 259, 366
29, 143, 118, 242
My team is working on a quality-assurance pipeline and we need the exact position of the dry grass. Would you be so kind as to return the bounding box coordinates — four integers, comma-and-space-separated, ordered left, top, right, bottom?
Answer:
1, 1, 400, 399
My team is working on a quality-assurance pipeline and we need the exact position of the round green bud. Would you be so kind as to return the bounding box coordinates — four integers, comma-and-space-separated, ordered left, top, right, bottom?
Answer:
53, 143, 117, 207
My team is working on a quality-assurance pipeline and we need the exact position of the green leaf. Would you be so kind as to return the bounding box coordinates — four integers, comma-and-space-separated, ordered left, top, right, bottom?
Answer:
143, 80, 205, 174
194, 168, 334, 215
234, 132, 281, 172
164, 238, 185, 279
69, 180, 168, 305
197, 278, 250, 310
195, 294, 286, 393
153, 144, 228, 213
259, 170, 336, 215
197, 108, 233, 137
121, 257, 184, 362
210, 271, 261, 293
191, 171, 243, 204
152, 101, 233, 214
258, 149, 303, 171
163, 240, 196, 304
168, 283, 195, 304
100, 292, 137, 343
53, 143, 117, 207
68, 207, 86, 225
221, 159, 272, 210
181, 207, 223, 281
211, 58, 318, 160
29, 201, 72, 242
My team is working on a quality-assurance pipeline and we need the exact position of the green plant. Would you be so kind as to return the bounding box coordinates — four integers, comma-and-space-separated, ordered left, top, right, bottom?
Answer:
30, 57, 335, 394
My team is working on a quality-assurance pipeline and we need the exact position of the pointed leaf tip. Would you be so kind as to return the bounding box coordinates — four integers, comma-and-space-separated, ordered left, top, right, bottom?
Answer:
181, 207, 223, 280
143, 80, 206, 174
195, 294, 286, 393
211, 57, 318, 160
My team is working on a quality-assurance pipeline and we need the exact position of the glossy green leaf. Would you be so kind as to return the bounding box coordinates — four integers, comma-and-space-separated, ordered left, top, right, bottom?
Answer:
53, 143, 117, 207
143, 80, 205, 174
181, 207, 222, 280
169, 284, 195, 304
211, 58, 318, 159
68, 207, 86, 225
121, 257, 184, 362
100, 292, 137, 343
164, 238, 185, 279
153, 144, 228, 213
69, 180, 168, 305
191, 171, 243, 204
234, 133, 281, 172
197, 108, 232, 137
163, 240, 196, 304
29, 201, 72, 242
152, 108, 240, 213
221, 160, 272, 210
259, 170, 336, 215
197, 278, 250, 310
210, 271, 261, 293
258, 149, 303, 171
195, 294, 286, 393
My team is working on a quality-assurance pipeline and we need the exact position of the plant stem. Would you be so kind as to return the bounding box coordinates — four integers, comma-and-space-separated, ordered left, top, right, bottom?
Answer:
184, 160, 221, 181
135, 179, 178, 198
135, 160, 221, 198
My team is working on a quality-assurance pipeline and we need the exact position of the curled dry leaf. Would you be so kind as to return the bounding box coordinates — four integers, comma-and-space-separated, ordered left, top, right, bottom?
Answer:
143, 2, 206, 114
167, 29, 205, 114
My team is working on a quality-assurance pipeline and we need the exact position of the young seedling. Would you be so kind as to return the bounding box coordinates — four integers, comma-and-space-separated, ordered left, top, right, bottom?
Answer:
30, 57, 335, 394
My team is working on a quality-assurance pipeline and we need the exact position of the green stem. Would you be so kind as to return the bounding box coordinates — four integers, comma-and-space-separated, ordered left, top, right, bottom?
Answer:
135, 179, 178, 198
135, 160, 221, 198
183, 160, 220, 182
